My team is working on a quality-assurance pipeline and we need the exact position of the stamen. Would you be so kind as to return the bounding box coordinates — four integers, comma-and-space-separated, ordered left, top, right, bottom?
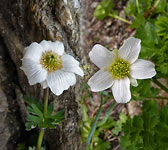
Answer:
109, 58, 130, 80
40, 51, 62, 72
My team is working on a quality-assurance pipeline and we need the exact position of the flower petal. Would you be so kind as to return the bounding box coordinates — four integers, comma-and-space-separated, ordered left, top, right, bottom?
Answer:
40, 40, 51, 51
47, 70, 76, 96
130, 59, 156, 79
119, 37, 141, 64
88, 69, 114, 92
89, 44, 115, 68
40, 40, 64, 55
61, 54, 84, 76
51, 41, 64, 55
23, 42, 44, 63
21, 58, 47, 85
130, 77, 138, 87
112, 77, 131, 103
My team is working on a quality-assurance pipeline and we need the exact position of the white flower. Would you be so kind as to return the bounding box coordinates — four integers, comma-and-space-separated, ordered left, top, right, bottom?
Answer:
88, 37, 156, 103
21, 40, 84, 96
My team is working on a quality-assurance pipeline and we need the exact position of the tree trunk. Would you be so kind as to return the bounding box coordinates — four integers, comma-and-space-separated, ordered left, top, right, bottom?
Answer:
0, 0, 84, 149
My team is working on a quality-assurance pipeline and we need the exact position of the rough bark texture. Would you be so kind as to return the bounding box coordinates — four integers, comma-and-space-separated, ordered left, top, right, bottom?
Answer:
0, 0, 83, 149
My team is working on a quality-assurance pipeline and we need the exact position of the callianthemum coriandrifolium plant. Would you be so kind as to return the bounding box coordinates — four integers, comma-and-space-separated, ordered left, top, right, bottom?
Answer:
88, 37, 156, 103
120, 100, 168, 150
21, 40, 84, 150
21, 40, 84, 95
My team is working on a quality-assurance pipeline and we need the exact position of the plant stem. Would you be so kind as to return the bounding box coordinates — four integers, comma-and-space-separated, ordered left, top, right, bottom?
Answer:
136, 0, 140, 14
87, 95, 103, 146
43, 88, 49, 118
154, 0, 161, 7
36, 129, 45, 150
153, 79, 168, 93
36, 88, 49, 150
144, 0, 161, 17
109, 14, 132, 25
97, 101, 116, 127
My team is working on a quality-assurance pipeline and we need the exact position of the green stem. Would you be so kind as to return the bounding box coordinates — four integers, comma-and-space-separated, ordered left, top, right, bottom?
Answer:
36, 129, 45, 150
36, 88, 49, 150
109, 14, 132, 25
87, 95, 103, 146
43, 88, 49, 118
154, 0, 161, 7
144, 0, 161, 17
136, 0, 140, 14
153, 79, 168, 93
97, 101, 116, 127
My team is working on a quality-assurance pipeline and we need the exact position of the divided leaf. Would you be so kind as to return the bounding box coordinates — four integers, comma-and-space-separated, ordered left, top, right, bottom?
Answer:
94, 0, 114, 20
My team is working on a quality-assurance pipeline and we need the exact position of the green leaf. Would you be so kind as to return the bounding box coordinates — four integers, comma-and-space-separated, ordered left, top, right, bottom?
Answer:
155, 16, 168, 40
112, 113, 128, 136
97, 101, 115, 127
25, 102, 43, 131
130, 15, 145, 28
44, 109, 64, 128
24, 96, 42, 111
87, 98, 103, 145
30, 104, 43, 118
95, 139, 111, 150
120, 100, 168, 150
94, 0, 114, 20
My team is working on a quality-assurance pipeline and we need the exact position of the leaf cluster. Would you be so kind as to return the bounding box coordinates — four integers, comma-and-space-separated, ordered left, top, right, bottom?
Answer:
93, 0, 114, 20
24, 97, 64, 131
120, 100, 168, 150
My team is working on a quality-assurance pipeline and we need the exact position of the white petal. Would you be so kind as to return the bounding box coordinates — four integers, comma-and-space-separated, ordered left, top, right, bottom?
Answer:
40, 40, 51, 51
119, 37, 141, 64
61, 54, 84, 76
130, 59, 156, 79
50, 41, 64, 55
21, 58, 48, 85
40, 40, 64, 55
23, 42, 44, 63
47, 70, 76, 96
88, 69, 114, 92
112, 77, 131, 103
89, 44, 116, 68
130, 78, 138, 87
40, 81, 48, 89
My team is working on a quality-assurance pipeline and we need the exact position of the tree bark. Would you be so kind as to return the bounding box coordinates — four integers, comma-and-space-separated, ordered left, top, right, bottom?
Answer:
0, 0, 83, 149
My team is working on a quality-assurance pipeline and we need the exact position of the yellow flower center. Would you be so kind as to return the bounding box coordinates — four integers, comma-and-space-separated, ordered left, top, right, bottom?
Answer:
40, 51, 62, 72
108, 58, 130, 80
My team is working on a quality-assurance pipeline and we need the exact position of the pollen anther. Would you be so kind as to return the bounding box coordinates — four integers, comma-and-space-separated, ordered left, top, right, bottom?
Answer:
40, 51, 62, 72
109, 58, 130, 80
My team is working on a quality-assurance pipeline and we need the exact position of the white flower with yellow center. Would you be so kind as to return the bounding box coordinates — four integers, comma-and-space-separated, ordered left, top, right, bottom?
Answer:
21, 40, 84, 95
88, 37, 156, 103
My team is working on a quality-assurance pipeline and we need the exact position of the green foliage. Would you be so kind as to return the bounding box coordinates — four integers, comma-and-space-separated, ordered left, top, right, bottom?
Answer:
16, 143, 26, 150
155, 16, 168, 40
120, 100, 168, 150
125, 0, 153, 16
24, 97, 64, 131
93, 0, 114, 20
81, 96, 127, 150
131, 79, 159, 100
